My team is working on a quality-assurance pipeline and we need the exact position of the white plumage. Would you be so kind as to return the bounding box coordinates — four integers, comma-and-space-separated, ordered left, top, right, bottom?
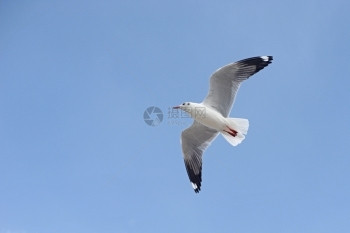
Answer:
174, 56, 273, 193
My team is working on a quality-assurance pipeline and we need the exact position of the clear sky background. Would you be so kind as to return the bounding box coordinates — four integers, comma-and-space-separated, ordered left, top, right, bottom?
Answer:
1, 1, 350, 233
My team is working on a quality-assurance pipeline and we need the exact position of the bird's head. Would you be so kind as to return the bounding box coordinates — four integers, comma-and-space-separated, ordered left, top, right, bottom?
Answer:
173, 102, 194, 113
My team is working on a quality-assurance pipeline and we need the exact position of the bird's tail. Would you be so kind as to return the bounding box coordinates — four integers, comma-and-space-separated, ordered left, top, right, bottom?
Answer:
221, 118, 249, 146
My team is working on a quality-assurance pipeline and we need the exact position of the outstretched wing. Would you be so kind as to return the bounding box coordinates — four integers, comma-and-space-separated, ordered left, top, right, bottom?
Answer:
203, 56, 273, 117
181, 121, 219, 193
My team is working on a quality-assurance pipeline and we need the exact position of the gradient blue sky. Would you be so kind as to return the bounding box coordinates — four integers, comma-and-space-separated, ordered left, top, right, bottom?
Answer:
1, 1, 350, 233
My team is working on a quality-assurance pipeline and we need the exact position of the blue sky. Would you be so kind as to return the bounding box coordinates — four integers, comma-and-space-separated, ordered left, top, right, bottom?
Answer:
1, 0, 350, 233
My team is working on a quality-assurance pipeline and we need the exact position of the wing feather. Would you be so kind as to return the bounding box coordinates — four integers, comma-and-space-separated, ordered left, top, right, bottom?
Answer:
203, 56, 273, 116
181, 121, 219, 193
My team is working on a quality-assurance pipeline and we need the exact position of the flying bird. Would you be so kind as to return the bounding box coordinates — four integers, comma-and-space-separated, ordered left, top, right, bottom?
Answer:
174, 56, 273, 193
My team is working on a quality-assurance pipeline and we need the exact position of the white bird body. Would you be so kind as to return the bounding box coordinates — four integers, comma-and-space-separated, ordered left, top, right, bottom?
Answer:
181, 103, 226, 131
174, 56, 273, 193
176, 102, 249, 147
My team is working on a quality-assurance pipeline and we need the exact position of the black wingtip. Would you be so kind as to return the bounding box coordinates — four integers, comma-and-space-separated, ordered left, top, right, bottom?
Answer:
265, 56, 273, 63
256, 56, 273, 73
193, 184, 201, 193
191, 181, 202, 193
184, 159, 202, 193
237, 55, 273, 74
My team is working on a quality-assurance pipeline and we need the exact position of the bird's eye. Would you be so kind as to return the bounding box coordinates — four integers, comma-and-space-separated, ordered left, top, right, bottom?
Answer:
182, 103, 185, 105
187, 103, 190, 105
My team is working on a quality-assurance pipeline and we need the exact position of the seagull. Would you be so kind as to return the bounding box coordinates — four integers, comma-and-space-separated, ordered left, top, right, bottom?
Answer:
173, 56, 273, 193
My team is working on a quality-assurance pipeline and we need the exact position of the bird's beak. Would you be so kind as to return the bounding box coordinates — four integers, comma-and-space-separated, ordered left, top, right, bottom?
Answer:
173, 106, 180, 109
